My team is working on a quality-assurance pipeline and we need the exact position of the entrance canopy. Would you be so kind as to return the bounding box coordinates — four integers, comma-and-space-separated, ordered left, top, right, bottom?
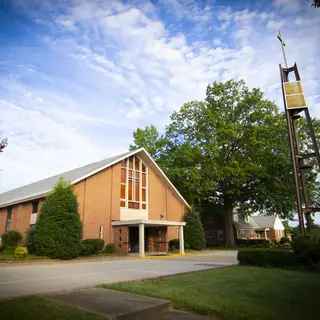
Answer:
112, 219, 186, 257
111, 219, 186, 227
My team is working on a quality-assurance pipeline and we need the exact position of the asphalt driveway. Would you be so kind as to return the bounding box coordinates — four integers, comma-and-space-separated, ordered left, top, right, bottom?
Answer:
0, 251, 238, 299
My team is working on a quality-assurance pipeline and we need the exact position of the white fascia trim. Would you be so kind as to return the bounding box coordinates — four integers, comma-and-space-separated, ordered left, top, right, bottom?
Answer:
112, 219, 186, 227
0, 190, 50, 209
71, 148, 145, 185
139, 148, 191, 209
72, 147, 190, 208
0, 147, 191, 209
0, 149, 144, 208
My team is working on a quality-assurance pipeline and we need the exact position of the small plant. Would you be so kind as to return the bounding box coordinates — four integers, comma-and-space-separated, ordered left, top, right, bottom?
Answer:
1, 230, 22, 248
14, 246, 28, 259
104, 243, 116, 254
80, 243, 95, 256
280, 236, 290, 244
81, 239, 104, 253
4, 246, 16, 253
25, 227, 37, 254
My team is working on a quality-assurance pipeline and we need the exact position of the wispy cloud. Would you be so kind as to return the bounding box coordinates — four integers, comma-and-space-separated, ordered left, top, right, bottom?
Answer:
0, 0, 319, 194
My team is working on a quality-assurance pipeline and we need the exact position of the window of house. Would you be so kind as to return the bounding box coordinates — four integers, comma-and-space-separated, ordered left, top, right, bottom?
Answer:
32, 201, 39, 213
120, 155, 148, 210
207, 215, 214, 223
217, 229, 224, 240
99, 225, 103, 240
250, 230, 255, 239
240, 229, 246, 239
256, 232, 260, 239
5, 207, 12, 232
206, 230, 213, 238
278, 229, 282, 238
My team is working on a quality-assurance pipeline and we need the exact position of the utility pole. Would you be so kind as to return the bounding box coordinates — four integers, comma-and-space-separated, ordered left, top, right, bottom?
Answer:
278, 31, 320, 235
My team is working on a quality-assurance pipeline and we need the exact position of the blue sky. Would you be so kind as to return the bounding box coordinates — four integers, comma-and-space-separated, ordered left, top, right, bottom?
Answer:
0, 0, 319, 205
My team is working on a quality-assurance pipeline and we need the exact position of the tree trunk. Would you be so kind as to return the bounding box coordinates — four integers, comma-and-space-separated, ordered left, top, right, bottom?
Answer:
224, 197, 235, 246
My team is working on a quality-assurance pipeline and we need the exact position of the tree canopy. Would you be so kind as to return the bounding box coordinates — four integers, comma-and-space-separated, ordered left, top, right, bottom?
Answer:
130, 80, 320, 245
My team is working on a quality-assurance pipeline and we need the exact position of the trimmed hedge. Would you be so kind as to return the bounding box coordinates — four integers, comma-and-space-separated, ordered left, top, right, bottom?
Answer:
235, 239, 270, 247
82, 239, 104, 253
35, 179, 83, 260
80, 243, 95, 256
291, 236, 320, 268
238, 248, 298, 268
169, 239, 179, 251
1, 230, 22, 248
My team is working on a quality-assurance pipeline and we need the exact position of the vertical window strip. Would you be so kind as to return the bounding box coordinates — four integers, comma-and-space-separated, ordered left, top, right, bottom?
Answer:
120, 155, 148, 210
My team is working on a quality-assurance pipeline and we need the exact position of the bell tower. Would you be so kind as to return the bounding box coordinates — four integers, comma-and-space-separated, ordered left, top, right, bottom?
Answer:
278, 31, 320, 235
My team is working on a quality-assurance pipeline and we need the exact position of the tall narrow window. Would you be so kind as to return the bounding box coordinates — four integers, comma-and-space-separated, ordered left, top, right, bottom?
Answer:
120, 155, 148, 210
32, 201, 39, 213
6, 207, 12, 232
99, 225, 104, 240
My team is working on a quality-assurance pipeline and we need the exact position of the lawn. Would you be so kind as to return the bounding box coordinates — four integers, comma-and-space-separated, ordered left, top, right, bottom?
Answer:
0, 296, 103, 320
103, 266, 320, 320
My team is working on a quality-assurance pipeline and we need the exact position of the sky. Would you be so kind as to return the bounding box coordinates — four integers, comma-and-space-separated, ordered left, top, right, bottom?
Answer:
0, 0, 319, 207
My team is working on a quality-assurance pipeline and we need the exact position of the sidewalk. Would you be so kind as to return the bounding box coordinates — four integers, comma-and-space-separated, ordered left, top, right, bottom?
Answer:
46, 287, 213, 320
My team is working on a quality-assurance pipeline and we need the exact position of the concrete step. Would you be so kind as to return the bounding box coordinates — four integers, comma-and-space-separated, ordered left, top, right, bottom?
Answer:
150, 310, 214, 320
46, 287, 171, 320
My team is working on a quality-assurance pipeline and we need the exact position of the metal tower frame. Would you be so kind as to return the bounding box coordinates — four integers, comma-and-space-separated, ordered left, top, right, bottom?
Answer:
278, 32, 320, 235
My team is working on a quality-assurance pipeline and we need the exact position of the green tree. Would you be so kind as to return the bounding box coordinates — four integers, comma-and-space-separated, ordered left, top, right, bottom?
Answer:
130, 80, 320, 245
167, 80, 300, 245
184, 210, 206, 250
129, 125, 167, 160
35, 178, 82, 259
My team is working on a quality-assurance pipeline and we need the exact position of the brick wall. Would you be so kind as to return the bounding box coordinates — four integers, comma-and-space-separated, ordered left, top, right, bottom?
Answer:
113, 226, 129, 254
148, 168, 187, 243
147, 226, 168, 252
0, 199, 43, 240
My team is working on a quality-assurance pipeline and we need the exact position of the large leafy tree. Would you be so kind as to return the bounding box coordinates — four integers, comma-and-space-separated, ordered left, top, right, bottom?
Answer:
35, 178, 82, 259
129, 124, 167, 160
130, 80, 320, 245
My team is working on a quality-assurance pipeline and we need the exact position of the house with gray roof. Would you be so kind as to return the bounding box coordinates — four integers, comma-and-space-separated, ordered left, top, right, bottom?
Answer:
233, 214, 285, 242
203, 211, 286, 246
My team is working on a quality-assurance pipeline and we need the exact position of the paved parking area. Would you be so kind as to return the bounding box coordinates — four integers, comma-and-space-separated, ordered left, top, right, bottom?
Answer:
0, 251, 238, 299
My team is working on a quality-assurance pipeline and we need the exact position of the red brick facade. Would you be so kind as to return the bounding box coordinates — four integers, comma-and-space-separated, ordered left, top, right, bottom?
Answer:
0, 155, 188, 253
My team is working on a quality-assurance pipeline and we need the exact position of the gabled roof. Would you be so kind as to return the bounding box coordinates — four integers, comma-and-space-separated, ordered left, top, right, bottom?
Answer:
0, 148, 190, 209
234, 216, 260, 230
252, 215, 277, 229
234, 214, 277, 230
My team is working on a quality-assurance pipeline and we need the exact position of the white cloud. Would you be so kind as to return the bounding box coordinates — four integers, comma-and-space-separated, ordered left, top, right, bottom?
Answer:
1, 0, 319, 195
267, 20, 285, 29
213, 38, 221, 46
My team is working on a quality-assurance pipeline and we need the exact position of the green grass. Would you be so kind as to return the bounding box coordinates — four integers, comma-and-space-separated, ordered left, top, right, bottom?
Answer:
0, 296, 103, 320
0, 252, 48, 261
103, 266, 320, 320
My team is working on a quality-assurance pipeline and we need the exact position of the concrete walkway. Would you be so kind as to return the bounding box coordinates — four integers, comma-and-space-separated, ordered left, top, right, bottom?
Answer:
0, 251, 238, 299
46, 287, 212, 320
